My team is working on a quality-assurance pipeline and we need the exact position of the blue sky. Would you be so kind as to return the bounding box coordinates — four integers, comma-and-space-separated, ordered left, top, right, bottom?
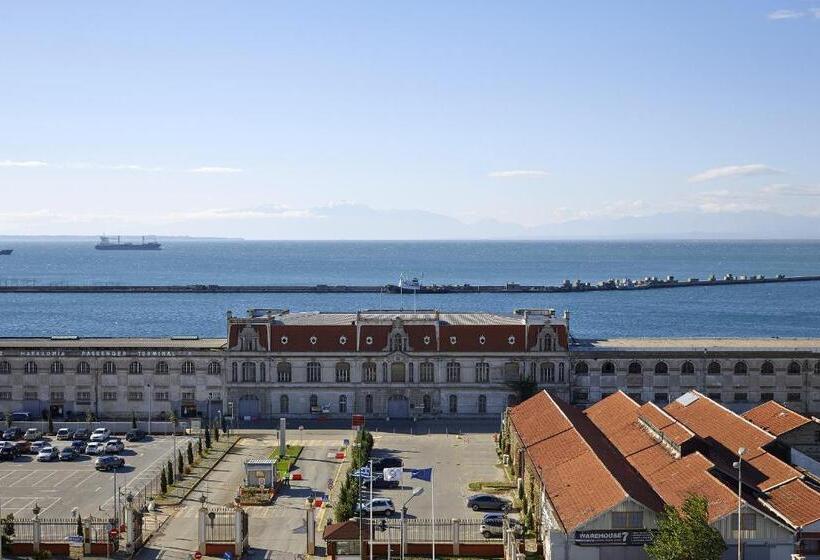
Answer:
1, 1, 819, 238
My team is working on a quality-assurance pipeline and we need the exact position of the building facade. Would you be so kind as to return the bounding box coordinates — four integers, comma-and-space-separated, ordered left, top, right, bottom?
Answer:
0, 308, 818, 421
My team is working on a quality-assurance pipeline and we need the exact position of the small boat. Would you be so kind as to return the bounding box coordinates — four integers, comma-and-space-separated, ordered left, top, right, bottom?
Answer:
0, 249, 12, 256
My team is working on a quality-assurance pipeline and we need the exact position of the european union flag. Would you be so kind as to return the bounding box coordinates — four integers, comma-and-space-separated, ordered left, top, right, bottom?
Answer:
409, 467, 432, 481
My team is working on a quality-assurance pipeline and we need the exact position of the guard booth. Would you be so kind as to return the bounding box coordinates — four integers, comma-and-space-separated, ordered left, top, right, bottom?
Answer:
244, 459, 276, 488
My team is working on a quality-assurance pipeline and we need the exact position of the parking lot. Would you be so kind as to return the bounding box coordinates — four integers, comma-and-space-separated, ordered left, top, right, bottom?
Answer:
0, 435, 191, 518
362, 429, 510, 521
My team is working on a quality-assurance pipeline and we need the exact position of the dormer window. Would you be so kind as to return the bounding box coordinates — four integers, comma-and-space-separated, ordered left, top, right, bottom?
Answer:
478, 335, 486, 345
508, 335, 516, 345
389, 332, 407, 352
449, 336, 457, 345
423, 336, 431, 345
238, 325, 261, 352
339, 336, 348, 345
309, 336, 318, 345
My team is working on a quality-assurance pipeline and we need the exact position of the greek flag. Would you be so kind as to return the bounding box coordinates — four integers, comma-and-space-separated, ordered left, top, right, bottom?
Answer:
352, 466, 371, 478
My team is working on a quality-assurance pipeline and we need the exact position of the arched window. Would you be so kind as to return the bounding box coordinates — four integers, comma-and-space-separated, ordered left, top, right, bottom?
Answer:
446, 362, 461, 383
259, 362, 266, 382
654, 362, 668, 375
628, 362, 642, 374
0, 361, 10, 375
787, 361, 801, 375
50, 361, 64, 374
761, 361, 774, 375
75, 361, 90, 374
24, 361, 37, 374
575, 361, 589, 375
365, 394, 374, 414
680, 361, 695, 375
419, 362, 434, 383
339, 395, 347, 413
422, 394, 431, 413
558, 363, 565, 382
129, 361, 142, 375
102, 361, 116, 375
241, 362, 256, 382
540, 362, 555, 383
277, 362, 292, 382
389, 332, 406, 352
601, 361, 615, 374
280, 395, 289, 414
309, 394, 318, 409
208, 361, 221, 376
734, 362, 747, 375
707, 361, 721, 375
478, 394, 487, 414
231, 362, 238, 382
336, 362, 351, 383
307, 362, 322, 383
448, 394, 458, 414
181, 361, 196, 375
156, 361, 169, 375
362, 362, 377, 383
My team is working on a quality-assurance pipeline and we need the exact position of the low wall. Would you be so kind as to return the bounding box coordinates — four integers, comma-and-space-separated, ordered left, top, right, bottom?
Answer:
370, 542, 505, 557
8, 420, 185, 435
205, 542, 236, 556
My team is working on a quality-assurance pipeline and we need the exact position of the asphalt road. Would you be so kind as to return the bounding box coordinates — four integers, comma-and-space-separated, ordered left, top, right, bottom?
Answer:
0, 436, 188, 519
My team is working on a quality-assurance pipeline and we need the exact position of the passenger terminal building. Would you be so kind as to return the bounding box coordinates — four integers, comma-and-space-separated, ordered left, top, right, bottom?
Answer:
0, 308, 818, 429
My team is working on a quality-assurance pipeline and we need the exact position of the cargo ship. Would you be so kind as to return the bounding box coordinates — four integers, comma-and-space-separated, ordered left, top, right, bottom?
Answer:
95, 236, 161, 251
0, 249, 12, 255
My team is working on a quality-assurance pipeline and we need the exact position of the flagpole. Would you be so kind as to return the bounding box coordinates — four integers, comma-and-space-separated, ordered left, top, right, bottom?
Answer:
369, 459, 373, 560
432, 467, 436, 560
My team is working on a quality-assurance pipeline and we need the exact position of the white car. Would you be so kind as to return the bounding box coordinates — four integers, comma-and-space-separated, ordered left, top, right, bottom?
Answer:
104, 439, 124, 454
89, 428, 111, 442
356, 498, 395, 517
30, 440, 47, 454
85, 442, 105, 455
37, 446, 58, 462
24, 428, 43, 441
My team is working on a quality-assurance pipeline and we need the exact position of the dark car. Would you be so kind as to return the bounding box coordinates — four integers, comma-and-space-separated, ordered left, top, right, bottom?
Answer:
467, 494, 511, 512
125, 429, 146, 442
95, 455, 125, 471
0, 442, 20, 460
73, 428, 91, 441
371, 474, 400, 489
14, 440, 31, 454
59, 447, 78, 461
70, 440, 86, 453
2, 427, 23, 441
372, 457, 403, 470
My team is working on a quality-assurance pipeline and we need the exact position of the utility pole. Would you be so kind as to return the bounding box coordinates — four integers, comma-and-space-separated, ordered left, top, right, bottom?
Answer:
733, 447, 746, 560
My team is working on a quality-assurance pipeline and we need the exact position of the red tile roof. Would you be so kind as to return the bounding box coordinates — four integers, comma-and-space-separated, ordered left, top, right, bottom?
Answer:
508, 390, 663, 532
742, 401, 811, 437
764, 479, 820, 527
323, 520, 361, 541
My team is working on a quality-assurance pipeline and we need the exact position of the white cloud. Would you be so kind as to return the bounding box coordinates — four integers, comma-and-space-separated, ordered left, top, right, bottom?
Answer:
768, 9, 804, 20
66, 162, 164, 172
688, 164, 783, 183
187, 166, 243, 174
760, 184, 820, 197
0, 160, 49, 168
488, 170, 549, 178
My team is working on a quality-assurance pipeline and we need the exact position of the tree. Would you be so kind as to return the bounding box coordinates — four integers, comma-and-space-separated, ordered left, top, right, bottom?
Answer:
131, 411, 137, 429
187, 441, 194, 465
177, 450, 184, 476
197, 437, 203, 457
47, 408, 54, 435
160, 469, 168, 494
85, 411, 94, 428
213, 425, 219, 443
4, 412, 11, 429
76, 514, 83, 537
168, 410, 178, 435
646, 495, 726, 560
504, 378, 538, 405
166, 460, 174, 485
204, 426, 212, 449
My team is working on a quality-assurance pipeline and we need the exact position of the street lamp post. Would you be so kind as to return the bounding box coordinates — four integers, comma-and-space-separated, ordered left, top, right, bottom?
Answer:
733, 447, 746, 560
400, 487, 424, 560
147, 383, 152, 437
207, 392, 213, 431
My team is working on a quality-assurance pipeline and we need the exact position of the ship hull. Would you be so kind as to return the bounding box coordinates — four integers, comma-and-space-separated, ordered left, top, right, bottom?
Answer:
95, 243, 161, 251
0, 249, 12, 255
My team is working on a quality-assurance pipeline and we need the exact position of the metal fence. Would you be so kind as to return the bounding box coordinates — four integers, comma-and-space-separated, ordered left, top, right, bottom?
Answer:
0, 516, 113, 544
205, 509, 235, 543
369, 518, 497, 544
6, 518, 35, 542
89, 518, 115, 543
39, 517, 81, 543
128, 436, 197, 513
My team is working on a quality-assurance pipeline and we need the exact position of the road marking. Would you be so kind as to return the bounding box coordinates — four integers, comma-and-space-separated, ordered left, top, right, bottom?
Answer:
8, 470, 37, 487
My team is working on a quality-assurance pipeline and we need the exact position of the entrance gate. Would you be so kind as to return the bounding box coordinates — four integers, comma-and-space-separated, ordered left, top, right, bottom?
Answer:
387, 395, 410, 418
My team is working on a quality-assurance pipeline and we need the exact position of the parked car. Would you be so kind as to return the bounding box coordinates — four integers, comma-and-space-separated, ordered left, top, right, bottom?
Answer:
10, 412, 31, 422
70, 440, 86, 453
372, 457, 403, 470
480, 517, 523, 539
0, 441, 20, 460
30, 440, 47, 454
90, 428, 111, 442
2, 427, 23, 441
85, 442, 105, 455
56, 428, 75, 440
104, 438, 125, 454
14, 440, 31, 454
467, 494, 511, 512
355, 498, 395, 517
59, 447, 78, 461
125, 429, 146, 442
95, 455, 125, 471
73, 428, 91, 441
482, 512, 506, 522
37, 446, 59, 462
24, 428, 43, 441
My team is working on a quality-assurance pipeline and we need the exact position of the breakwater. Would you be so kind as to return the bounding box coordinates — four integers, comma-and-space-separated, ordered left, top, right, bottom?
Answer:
1, 273, 819, 294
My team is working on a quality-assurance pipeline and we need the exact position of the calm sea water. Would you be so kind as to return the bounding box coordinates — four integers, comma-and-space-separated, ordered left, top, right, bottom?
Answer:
1, 240, 819, 339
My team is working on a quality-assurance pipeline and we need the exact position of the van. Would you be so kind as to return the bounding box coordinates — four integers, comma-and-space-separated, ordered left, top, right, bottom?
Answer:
10, 412, 31, 422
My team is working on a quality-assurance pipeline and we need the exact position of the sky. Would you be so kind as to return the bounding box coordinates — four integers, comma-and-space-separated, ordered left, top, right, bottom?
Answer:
1, 1, 819, 238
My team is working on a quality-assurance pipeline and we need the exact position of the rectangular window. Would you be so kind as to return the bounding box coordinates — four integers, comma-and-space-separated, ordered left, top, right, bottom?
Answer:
475, 363, 490, 383
154, 392, 169, 401
730, 513, 757, 531
0, 392, 11, 400
612, 511, 644, 529
50, 392, 65, 402
654, 392, 669, 403
760, 392, 774, 402
128, 391, 143, 401
24, 391, 38, 400
572, 390, 589, 404
734, 392, 748, 403
787, 393, 801, 402
76, 391, 91, 402
181, 391, 195, 400
102, 391, 118, 401
628, 392, 642, 403
419, 363, 435, 383
708, 392, 722, 402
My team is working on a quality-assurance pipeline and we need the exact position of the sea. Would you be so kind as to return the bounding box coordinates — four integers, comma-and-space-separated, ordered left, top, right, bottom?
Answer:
1, 239, 819, 339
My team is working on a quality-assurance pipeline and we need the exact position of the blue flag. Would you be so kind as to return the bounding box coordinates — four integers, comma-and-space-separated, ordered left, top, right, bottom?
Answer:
410, 467, 432, 481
